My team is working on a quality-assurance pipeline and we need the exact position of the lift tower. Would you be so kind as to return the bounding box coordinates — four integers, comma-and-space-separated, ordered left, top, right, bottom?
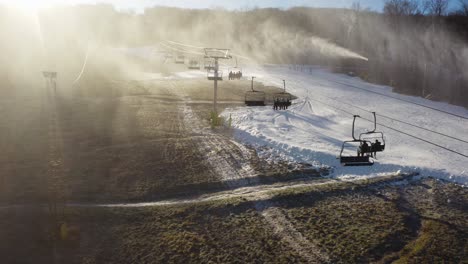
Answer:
204, 48, 231, 115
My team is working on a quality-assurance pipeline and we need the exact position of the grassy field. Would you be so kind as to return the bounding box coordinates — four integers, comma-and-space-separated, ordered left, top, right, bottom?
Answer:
0, 77, 301, 204
0, 176, 466, 263
0, 68, 466, 263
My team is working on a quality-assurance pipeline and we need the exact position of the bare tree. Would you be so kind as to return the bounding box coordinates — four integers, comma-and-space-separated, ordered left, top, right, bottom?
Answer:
458, 0, 468, 15
351, 1, 362, 12
383, 0, 421, 16
424, 0, 450, 16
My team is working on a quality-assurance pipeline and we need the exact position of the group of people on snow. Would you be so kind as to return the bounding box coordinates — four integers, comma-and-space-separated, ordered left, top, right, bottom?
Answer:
273, 98, 291, 110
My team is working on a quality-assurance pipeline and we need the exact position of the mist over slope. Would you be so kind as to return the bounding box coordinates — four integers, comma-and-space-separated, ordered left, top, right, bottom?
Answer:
0, 4, 467, 105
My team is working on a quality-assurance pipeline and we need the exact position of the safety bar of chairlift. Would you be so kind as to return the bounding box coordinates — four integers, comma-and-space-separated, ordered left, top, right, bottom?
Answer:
359, 112, 385, 144
341, 156, 374, 166
339, 139, 370, 157
339, 140, 375, 162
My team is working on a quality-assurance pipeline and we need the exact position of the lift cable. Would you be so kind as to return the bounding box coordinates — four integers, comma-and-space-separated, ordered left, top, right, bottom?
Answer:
163, 39, 257, 63
159, 42, 204, 56
277, 74, 468, 143
310, 90, 468, 145
163, 39, 205, 50
304, 96, 468, 159
254, 76, 468, 159
323, 78, 468, 120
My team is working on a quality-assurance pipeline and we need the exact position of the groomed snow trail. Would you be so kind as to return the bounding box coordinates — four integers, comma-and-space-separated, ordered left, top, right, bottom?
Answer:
222, 65, 468, 185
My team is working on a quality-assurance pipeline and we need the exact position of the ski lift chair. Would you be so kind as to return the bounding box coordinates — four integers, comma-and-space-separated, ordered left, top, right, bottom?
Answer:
273, 80, 293, 107
359, 112, 386, 157
245, 77, 265, 106
175, 54, 185, 64
188, 59, 200, 70
339, 115, 375, 166
228, 57, 243, 80
207, 69, 223, 81
340, 140, 374, 166
204, 58, 215, 70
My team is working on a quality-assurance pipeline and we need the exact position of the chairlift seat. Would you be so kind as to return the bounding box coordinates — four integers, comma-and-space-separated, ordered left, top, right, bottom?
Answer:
175, 55, 185, 64
245, 100, 265, 106
340, 156, 374, 166
207, 70, 223, 81
188, 60, 200, 69
245, 91, 266, 106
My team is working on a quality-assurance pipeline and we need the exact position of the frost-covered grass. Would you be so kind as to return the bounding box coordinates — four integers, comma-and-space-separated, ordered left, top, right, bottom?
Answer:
3, 176, 465, 263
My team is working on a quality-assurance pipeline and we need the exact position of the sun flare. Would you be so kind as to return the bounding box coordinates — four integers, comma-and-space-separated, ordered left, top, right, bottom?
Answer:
2, 0, 65, 12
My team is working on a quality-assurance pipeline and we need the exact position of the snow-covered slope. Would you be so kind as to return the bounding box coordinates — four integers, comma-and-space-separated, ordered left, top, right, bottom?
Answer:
222, 65, 468, 185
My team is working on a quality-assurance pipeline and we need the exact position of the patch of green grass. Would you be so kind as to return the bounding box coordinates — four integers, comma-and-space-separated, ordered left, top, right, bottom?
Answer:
70, 205, 305, 263
280, 192, 411, 263
393, 220, 467, 263
2, 177, 466, 263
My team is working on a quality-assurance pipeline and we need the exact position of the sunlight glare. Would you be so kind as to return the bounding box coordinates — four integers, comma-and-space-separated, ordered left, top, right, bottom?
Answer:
2, 0, 65, 12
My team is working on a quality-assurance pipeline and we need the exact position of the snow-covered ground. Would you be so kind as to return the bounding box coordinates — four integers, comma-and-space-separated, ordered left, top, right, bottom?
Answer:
119, 47, 467, 185
133, 70, 207, 81
221, 65, 468, 185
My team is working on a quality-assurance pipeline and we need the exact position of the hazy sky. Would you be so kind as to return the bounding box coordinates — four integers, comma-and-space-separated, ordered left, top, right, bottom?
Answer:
0, 0, 461, 13
0, 0, 384, 12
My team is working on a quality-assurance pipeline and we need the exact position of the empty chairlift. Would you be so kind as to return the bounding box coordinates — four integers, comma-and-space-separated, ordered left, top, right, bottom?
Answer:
207, 69, 223, 81
188, 59, 200, 70
175, 54, 185, 64
245, 77, 266, 106
204, 58, 215, 70
339, 115, 375, 166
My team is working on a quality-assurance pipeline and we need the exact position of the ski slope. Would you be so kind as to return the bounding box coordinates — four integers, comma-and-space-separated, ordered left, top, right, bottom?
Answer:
120, 47, 467, 185
221, 65, 468, 185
